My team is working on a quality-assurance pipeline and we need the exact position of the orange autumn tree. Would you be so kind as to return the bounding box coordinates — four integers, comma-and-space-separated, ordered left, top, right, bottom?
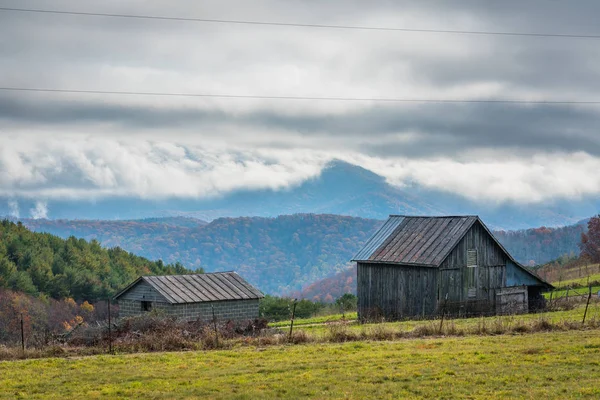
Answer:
580, 215, 600, 263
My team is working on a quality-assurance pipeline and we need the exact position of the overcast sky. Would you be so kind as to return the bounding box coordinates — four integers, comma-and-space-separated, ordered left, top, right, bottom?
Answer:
2, 0, 600, 209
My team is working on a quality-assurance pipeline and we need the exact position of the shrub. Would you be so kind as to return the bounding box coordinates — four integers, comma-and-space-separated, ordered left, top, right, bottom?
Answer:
290, 330, 313, 344
411, 323, 438, 337
511, 321, 530, 333
369, 324, 395, 341
531, 318, 553, 332
326, 321, 358, 342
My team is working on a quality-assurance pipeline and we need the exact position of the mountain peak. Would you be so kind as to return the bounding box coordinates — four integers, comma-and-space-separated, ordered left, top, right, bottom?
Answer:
319, 160, 386, 186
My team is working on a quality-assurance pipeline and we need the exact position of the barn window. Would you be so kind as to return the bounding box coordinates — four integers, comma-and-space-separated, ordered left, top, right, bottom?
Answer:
141, 301, 152, 312
467, 249, 477, 297
467, 249, 478, 268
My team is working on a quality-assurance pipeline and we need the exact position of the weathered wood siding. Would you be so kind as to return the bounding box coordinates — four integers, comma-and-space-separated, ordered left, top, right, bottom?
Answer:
357, 262, 437, 320
496, 286, 528, 315
438, 221, 507, 313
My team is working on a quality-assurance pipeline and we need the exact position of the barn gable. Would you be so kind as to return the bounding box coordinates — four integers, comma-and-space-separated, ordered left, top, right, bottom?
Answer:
114, 279, 170, 303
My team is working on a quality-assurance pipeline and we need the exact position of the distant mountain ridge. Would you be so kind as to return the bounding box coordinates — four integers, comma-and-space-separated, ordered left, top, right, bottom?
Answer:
23, 214, 381, 295
2, 160, 598, 229
22, 214, 587, 297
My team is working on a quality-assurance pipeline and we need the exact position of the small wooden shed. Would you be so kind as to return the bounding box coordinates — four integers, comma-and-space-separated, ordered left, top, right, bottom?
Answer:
114, 272, 264, 321
353, 215, 552, 320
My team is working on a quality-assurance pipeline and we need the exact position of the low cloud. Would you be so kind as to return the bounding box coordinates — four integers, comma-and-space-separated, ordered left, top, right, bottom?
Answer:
350, 152, 600, 204
8, 199, 19, 218
29, 200, 48, 219
0, 135, 328, 199
1, 134, 600, 204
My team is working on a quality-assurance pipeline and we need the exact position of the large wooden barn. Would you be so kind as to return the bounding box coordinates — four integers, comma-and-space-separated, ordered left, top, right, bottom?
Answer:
353, 216, 552, 320
114, 272, 264, 322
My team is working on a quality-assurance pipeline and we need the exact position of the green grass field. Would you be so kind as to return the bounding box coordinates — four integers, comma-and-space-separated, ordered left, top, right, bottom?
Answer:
545, 286, 600, 300
269, 312, 358, 328
1, 330, 599, 399
280, 303, 600, 337
555, 272, 600, 288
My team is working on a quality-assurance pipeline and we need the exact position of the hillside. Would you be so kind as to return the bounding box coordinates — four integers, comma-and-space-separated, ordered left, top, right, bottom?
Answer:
0, 220, 192, 301
25, 214, 381, 295
493, 224, 585, 266
23, 214, 588, 297
2, 161, 597, 229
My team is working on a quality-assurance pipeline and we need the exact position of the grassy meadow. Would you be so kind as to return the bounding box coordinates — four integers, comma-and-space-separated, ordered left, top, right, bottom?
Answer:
269, 312, 358, 328
275, 303, 600, 337
1, 330, 599, 399
556, 272, 600, 287
2, 272, 600, 399
545, 285, 600, 300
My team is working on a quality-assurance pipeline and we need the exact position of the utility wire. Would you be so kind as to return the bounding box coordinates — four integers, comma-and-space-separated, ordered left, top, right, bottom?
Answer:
1, 6, 600, 39
2, 87, 600, 105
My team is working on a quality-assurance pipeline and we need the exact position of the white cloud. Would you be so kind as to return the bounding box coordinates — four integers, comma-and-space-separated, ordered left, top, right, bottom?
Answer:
8, 199, 19, 218
29, 200, 48, 219
0, 134, 328, 199
348, 152, 600, 204
1, 134, 600, 204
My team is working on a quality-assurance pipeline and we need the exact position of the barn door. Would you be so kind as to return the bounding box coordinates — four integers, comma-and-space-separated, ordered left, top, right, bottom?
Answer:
440, 269, 460, 303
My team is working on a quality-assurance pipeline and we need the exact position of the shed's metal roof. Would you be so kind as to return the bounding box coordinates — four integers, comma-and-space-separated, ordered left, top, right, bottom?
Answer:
352, 216, 478, 266
114, 272, 264, 304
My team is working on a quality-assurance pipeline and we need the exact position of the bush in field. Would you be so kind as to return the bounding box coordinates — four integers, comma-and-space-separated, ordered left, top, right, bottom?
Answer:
335, 293, 357, 312
259, 295, 325, 321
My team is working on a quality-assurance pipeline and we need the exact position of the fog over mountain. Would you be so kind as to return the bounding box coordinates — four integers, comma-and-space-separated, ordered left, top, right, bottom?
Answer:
3, 161, 597, 230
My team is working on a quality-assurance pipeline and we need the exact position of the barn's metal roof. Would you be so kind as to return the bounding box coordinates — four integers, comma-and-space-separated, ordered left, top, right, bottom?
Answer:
352, 216, 478, 266
114, 272, 264, 304
352, 216, 405, 261
352, 215, 553, 288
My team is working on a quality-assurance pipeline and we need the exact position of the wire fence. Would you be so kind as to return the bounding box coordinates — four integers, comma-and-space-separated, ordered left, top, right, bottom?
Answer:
0, 299, 272, 360
2, 288, 600, 360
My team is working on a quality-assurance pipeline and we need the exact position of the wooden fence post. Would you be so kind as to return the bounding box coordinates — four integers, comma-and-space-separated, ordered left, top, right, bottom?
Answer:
20, 313, 25, 358
212, 305, 219, 348
439, 294, 448, 334
107, 299, 112, 354
288, 299, 297, 342
582, 286, 593, 325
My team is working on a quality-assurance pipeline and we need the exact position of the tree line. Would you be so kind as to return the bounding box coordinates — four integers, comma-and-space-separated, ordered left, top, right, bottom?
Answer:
0, 220, 196, 301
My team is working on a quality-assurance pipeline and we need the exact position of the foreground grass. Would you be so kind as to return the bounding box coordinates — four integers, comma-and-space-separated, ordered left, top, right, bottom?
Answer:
1, 330, 599, 399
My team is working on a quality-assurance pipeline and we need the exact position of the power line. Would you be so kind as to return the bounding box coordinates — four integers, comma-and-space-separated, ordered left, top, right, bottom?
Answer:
2, 86, 600, 105
1, 6, 600, 39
